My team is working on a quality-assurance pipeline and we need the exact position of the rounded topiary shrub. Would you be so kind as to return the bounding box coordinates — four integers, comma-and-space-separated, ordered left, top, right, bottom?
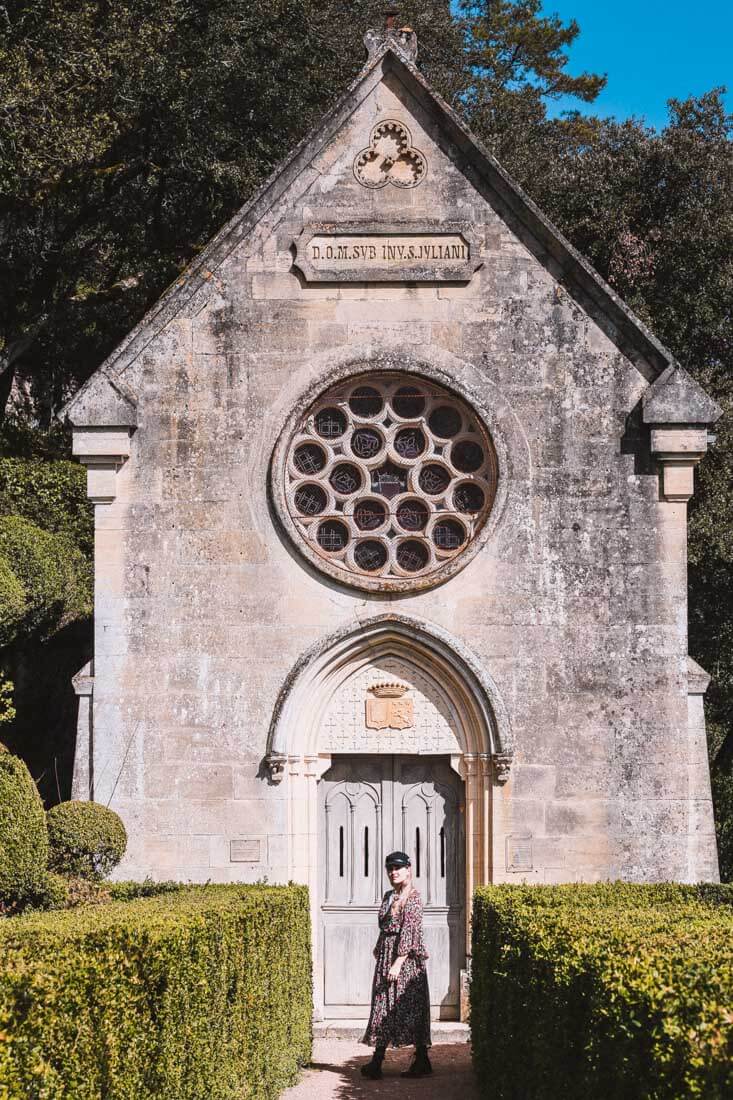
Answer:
0, 747, 49, 902
47, 801, 127, 880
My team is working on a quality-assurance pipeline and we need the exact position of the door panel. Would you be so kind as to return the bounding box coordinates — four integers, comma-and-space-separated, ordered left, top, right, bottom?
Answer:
320, 755, 464, 1019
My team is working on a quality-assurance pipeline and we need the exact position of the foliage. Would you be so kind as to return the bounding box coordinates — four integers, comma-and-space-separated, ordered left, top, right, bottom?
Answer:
46, 801, 127, 880
52, 878, 185, 909
0, 749, 49, 905
471, 884, 733, 1099
0, 515, 91, 641
458, 0, 605, 163
0, 0, 598, 422
0, 416, 72, 460
106, 879, 185, 902
0, 559, 26, 649
32, 871, 70, 912
0, 458, 93, 556
0, 676, 14, 725
0, 885, 312, 1099
708, 723, 733, 883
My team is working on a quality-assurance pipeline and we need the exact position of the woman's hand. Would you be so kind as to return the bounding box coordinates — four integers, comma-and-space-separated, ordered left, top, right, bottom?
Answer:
388, 956, 406, 981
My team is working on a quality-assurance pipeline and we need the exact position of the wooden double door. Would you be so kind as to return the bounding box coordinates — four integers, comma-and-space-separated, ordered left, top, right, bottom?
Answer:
319, 755, 465, 1019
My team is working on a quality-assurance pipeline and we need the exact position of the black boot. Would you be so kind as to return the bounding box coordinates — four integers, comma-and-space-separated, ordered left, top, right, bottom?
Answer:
401, 1045, 433, 1077
360, 1046, 385, 1079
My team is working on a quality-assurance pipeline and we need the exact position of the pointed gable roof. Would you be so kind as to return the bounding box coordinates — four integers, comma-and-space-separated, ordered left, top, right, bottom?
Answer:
62, 34, 718, 426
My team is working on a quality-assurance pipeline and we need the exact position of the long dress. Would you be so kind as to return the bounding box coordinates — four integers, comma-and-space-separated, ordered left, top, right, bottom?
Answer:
363, 888, 432, 1048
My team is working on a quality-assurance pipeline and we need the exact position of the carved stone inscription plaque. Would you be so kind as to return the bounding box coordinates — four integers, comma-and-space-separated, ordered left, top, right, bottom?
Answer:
294, 224, 480, 283
230, 838, 261, 863
506, 835, 533, 873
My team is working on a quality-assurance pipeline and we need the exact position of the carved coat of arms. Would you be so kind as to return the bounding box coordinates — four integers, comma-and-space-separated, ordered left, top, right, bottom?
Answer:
366, 682, 414, 730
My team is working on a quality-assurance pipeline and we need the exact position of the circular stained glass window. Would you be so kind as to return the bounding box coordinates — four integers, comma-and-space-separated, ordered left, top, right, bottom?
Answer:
276, 372, 498, 591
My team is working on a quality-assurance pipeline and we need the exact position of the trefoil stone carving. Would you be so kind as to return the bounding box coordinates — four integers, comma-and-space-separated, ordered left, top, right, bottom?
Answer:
353, 120, 427, 189
366, 681, 414, 730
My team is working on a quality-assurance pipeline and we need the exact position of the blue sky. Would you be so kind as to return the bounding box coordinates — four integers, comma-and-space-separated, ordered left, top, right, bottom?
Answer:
539, 1, 732, 128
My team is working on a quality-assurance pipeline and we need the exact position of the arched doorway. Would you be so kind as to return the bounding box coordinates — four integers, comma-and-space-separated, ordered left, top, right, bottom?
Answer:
266, 614, 512, 1020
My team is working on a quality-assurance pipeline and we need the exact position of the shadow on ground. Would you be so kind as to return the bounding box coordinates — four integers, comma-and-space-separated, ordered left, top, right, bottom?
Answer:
283, 1041, 478, 1100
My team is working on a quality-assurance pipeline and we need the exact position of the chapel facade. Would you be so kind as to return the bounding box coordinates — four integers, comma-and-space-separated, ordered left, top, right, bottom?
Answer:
63, 25, 721, 1021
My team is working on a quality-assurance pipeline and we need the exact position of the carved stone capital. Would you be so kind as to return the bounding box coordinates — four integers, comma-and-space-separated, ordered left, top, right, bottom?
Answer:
265, 752, 288, 784
649, 427, 709, 502
72, 427, 133, 504
492, 752, 513, 785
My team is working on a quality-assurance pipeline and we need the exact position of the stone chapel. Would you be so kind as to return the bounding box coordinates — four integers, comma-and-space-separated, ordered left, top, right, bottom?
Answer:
62, 24, 721, 1021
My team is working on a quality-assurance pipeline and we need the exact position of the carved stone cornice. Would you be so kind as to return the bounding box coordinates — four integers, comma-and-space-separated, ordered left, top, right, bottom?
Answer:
72, 426, 133, 504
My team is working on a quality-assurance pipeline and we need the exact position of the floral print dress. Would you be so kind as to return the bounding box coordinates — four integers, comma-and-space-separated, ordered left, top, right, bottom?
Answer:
363, 888, 432, 1048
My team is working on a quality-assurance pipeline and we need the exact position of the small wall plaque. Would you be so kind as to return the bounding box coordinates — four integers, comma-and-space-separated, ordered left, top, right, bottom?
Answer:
293, 222, 481, 283
230, 838, 261, 863
506, 835, 533, 873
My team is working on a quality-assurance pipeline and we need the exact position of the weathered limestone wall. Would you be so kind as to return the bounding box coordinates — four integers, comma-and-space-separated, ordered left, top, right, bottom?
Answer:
83, 63, 718, 884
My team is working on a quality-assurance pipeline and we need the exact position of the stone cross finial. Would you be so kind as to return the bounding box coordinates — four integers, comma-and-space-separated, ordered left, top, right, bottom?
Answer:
364, 15, 418, 63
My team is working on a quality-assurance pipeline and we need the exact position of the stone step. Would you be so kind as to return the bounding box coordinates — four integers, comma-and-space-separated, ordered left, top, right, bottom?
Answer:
314, 1020, 470, 1044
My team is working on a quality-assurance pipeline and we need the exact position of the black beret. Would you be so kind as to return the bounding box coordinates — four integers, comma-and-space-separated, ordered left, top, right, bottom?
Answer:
385, 850, 411, 868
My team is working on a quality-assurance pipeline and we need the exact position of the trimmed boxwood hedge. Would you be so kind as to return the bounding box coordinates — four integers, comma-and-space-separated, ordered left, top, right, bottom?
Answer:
0, 884, 312, 1099
47, 800, 127, 880
0, 749, 49, 904
471, 883, 733, 1100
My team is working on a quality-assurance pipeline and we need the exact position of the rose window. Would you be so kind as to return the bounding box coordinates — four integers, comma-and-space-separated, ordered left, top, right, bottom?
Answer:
276, 373, 498, 591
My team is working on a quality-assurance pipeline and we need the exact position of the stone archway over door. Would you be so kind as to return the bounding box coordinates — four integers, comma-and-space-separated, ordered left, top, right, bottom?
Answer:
320, 755, 465, 1020
266, 615, 513, 1019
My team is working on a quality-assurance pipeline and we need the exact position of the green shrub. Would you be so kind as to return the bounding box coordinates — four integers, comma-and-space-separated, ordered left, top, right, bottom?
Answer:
0, 557, 26, 648
107, 879, 184, 902
0, 674, 14, 725
0, 457, 93, 557
47, 801, 127, 880
0, 515, 92, 640
0, 749, 49, 904
0, 884, 312, 1099
29, 871, 70, 911
471, 883, 733, 1100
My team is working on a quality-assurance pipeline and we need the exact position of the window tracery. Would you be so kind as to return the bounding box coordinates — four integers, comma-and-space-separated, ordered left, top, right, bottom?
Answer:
280, 373, 498, 590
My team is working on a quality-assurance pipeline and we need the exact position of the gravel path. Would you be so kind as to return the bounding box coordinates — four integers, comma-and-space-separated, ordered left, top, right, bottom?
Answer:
280, 1039, 479, 1100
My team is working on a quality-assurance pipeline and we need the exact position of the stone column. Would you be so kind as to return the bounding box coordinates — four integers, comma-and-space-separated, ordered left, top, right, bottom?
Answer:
71, 661, 94, 800
649, 427, 709, 503
686, 658, 720, 882
70, 424, 134, 807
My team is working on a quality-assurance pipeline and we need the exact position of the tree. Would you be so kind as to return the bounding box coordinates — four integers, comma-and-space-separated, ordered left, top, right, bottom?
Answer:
457, 0, 605, 162
0, 0, 602, 424
0, 1, 465, 422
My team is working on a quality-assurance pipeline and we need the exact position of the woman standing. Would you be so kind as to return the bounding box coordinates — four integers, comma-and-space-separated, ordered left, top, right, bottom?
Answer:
361, 850, 432, 1079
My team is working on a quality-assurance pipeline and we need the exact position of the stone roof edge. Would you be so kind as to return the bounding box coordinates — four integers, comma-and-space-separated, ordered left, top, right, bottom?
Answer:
62, 39, 707, 421
392, 51, 678, 378
642, 363, 722, 425
63, 366, 138, 427
60, 45, 394, 420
